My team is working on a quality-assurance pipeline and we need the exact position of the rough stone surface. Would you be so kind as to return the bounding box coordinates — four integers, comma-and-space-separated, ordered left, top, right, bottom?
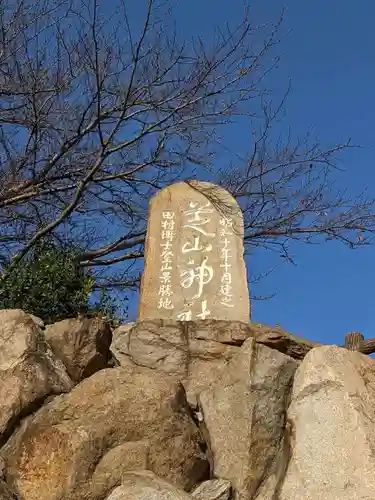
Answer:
29, 314, 44, 328
110, 322, 137, 367
3, 308, 373, 500
198, 337, 297, 500
89, 441, 150, 498
45, 316, 114, 382
111, 319, 317, 408
192, 479, 232, 500
1, 365, 208, 500
139, 181, 250, 322
112, 320, 189, 377
106, 471, 193, 500
111, 320, 251, 406
0, 479, 17, 500
112, 320, 315, 376
0, 309, 73, 444
280, 346, 375, 500
111, 322, 135, 348
251, 323, 320, 360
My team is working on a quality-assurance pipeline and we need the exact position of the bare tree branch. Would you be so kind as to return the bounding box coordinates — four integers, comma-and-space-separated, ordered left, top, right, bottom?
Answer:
0, 0, 374, 298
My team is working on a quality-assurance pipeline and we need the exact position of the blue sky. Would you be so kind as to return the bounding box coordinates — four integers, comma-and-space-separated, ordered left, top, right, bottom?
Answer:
244, 0, 375, 346
121, 0, 375, 348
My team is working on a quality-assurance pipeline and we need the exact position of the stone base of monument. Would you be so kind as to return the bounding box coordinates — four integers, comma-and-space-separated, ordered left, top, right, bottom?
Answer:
2, 310, 375, 500
110, 319, 375, 500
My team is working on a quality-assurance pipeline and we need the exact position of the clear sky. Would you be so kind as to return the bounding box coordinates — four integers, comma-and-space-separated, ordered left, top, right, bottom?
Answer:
241, 0, 375, 346
121, 0, 375, 348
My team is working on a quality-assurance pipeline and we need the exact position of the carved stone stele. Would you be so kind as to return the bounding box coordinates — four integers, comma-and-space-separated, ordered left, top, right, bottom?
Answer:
138, 181, 250, 322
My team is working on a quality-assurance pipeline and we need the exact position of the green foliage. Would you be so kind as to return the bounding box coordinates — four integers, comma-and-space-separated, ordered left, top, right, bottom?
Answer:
88, 288, 125, 328
0, 241, 121, 324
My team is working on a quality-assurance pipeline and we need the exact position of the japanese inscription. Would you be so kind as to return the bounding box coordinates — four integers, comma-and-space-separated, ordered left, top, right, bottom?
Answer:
139, 181, 250, 322
219, 216, 234, 308
157, 210, 176, 311
176, 201, 215, 320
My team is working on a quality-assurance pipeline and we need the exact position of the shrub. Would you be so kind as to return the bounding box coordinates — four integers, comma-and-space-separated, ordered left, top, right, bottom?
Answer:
0, 240, 120, 324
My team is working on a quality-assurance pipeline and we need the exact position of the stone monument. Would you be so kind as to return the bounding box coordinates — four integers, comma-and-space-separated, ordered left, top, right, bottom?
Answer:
138, 181, 250, 322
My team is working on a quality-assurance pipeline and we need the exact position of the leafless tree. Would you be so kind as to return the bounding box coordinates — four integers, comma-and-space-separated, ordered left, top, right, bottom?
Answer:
0, 0, 374, 298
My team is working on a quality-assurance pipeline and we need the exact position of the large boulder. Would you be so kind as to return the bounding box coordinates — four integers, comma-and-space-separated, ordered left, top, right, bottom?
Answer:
111, 320, 317, 409
198, 337, 297, 500
112, 320, 251, 407
280, 345, 375, 500
106, 471, 193, 500
89, 440, 149, 496
0, 309, 73, 444
45, 315, 114, 382
249, 323, 319, 360
192, 479, 232, 500
112, 321, 251, 369
1, 365, 208, 500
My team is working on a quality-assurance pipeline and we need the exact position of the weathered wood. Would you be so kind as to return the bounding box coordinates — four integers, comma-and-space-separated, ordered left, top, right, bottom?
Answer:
344, 332, 365, 351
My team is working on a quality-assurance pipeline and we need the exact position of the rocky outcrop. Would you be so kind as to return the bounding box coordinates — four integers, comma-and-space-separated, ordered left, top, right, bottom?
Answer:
0, 479, 17, 500
44, 316, 115, 382
279, 345, 375, 500
249, 323, 319, 360
89, 440, 149, 496
111, 319, 310, 406
106, 471, 193, 499
0, 309, 73, 445
0, 309, 375, 500
198, 337, 297, 500
106, 473, 232, 500
1, 365, 208, 500
192, 479, 232, 500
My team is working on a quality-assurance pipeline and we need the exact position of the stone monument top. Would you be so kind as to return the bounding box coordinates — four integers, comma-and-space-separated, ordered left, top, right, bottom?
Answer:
138, 180, 250, 322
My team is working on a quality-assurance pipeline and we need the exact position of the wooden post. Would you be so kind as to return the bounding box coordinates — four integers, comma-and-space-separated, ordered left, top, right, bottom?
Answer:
344, 332, 364, 351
